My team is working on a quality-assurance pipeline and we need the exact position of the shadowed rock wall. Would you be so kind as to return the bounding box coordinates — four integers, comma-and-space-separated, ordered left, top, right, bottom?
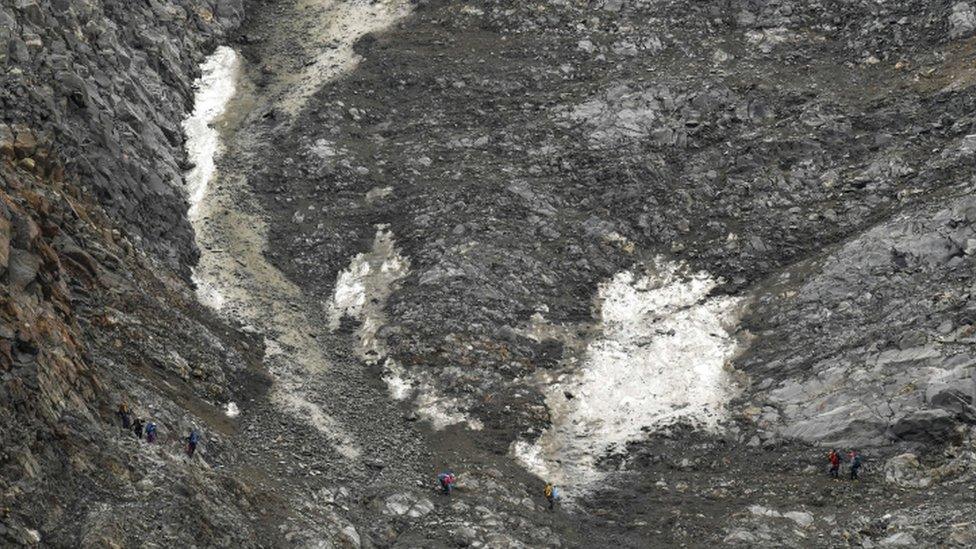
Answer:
0, 0, 243, 276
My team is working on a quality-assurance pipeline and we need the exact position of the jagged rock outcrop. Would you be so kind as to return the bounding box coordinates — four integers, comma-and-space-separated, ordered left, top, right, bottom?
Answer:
0, 2, 287, 546
1, 0, 243, 275
0, 127, 281, 546
745, 193, 976, 448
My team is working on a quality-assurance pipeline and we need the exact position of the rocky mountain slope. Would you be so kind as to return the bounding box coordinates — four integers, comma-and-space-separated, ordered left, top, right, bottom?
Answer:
3, 0, 976, 547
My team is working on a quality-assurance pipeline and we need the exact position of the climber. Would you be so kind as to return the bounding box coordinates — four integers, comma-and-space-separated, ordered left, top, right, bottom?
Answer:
132, 417, 145, 440
145, 421, 157, 443
544, 482, 559, 511
117, 402, 131, 429
437, 471, 456, 495
849, 450, 862, 480
828, 449, 841, 479
186, 429, 200, 458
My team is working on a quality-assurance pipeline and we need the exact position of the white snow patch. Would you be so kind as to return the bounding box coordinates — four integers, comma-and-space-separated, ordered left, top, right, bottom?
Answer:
326, 226, 410, 361
415, 384, 484, 431
182, 46, 240, 220
382, 358, 413, 401
514, 260, 742, 494
194, 275, 227, 311
182, 46, 240, 309
326, 229, 481, 430
224, 402, 240, 418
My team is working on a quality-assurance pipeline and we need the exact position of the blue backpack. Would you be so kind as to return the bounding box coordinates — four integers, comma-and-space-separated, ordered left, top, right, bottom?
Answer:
189, 431, 200, 444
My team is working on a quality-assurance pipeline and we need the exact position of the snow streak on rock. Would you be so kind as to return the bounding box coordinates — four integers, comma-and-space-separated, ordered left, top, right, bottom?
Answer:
515, 260, 742, 493
327, 228, 483, 431
184, 47, 363, 461
279, 0, 412, 114
183, 46, 240, 222
327, 226, 409, 362
183, 46, 240, 310
224, 402, 240, 418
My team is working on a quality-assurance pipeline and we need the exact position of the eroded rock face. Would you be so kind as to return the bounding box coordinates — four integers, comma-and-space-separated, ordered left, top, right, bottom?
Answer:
0, 0, 243, 275
0, 2, 275, 546
0, 147, 280, 546
744, 195, 976, 448
949, 2, 976, 38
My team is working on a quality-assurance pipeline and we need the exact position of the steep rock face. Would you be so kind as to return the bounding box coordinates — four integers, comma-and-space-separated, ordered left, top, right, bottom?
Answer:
0, 0, 242, 275
4, 0, 976, 546
0, 2, 295, 546
743, 192, 976, 448
0, 137, 274, 547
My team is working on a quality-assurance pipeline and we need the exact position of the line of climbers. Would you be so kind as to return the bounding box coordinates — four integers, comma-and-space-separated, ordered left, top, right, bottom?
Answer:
827, 449, 863, 480
116, 402, 202, 459
437, 470, 561, 511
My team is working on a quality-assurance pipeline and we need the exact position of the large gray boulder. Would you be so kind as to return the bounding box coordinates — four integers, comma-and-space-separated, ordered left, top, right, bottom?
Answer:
950, 3, 976, 38
891, 409, 959, 444
883, 453, 932, 488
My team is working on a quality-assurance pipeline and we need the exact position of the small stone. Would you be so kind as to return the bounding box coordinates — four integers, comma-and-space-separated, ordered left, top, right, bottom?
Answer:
879, 532, 916, 547
964, 238, 976, 255
783, 511, 814, 528
12, 126, 36, 158
338, 525, 360, 549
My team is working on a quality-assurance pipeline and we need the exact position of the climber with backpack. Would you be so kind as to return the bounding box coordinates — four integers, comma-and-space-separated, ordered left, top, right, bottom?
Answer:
437, 471, 456, 495
828, 449, 841, 479
544, 482, 559, 511
145, 422, 157, 443
849, 450, 862, 480
186, 429, 200, 458
117, 402, 131, 430
132, 417, 145, 440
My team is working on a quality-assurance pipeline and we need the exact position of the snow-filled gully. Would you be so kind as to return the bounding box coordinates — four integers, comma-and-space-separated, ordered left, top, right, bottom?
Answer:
182, 1, 414, 463
184, 46, 362, 460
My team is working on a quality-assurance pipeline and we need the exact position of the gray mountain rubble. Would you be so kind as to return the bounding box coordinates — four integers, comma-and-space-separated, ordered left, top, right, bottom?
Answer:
4, 0, 976, 547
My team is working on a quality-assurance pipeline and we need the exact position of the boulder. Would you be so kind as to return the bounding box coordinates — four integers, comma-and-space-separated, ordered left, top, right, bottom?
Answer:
338, 525, 360, 549
11, 126, 36, 159
883, 453, 932, 488
950, 3, 976, 38
7, 248, 41, 291
383, 493, 434, 518
783, 511, 814, 528
0, 125, 13, 158
879, 532, 916, 547
890, 409, 958, 444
